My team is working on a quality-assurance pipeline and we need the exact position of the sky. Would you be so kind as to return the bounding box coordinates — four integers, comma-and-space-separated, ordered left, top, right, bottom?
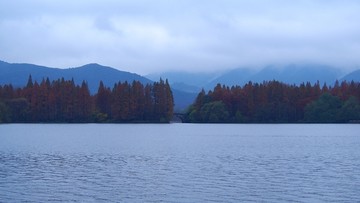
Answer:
1, 0, 360, 74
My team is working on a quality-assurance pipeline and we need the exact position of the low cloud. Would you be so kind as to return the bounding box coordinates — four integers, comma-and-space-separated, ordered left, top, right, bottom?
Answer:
1, 0, 360, 74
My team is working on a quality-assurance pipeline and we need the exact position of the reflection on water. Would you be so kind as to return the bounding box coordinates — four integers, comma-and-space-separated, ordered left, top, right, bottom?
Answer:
0, 124, 359, 202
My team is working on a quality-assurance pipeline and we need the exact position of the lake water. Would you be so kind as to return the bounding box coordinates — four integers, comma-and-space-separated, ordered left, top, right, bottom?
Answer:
0, 124, 359, 202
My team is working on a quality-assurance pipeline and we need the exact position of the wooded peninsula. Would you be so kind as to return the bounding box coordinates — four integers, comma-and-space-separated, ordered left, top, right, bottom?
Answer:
0, 76, 174, 123
184, 80, 360, 123
1, 76, 360, 123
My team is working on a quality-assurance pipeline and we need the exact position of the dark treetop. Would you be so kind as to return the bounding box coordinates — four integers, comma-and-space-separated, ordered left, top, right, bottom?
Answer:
0, 76, 174, 123
185, 80, 360, 123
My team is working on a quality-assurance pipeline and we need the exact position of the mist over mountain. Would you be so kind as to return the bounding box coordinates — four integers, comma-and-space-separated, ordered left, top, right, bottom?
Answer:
341, 69, 360, 82
146, 71, 219, 92
210, 64, 343, 89
170, 82, 202, 94
150, 64, 351, 93
205, 68, 255, 89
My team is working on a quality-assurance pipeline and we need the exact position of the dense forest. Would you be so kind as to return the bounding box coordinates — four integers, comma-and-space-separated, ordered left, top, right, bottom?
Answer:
185, 80, 360, 123
1, 74, 360, 124
0, 76, 174, 123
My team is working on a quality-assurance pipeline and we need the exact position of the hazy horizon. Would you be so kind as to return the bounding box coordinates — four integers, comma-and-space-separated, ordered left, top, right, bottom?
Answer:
1, 59, 355, 77
1, 0, 360, 74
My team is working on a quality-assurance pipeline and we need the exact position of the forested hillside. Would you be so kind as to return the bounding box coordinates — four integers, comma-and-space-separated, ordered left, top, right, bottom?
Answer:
0, 76, 174, 123
185, 80, 360, 123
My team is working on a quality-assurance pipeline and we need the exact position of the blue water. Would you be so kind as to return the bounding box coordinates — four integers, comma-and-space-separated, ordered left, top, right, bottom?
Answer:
0, 124, 359, 202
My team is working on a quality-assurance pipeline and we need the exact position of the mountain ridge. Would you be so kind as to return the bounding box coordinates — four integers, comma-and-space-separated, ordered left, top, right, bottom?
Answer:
1, 60, 359, 111
341, 69, 360, 82
152, 64, 357, 92
0, 60, 195, 111
0, 61, 152, 93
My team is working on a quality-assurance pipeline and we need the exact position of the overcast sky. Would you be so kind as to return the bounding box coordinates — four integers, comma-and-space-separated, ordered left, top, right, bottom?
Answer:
1, 0, 360, 74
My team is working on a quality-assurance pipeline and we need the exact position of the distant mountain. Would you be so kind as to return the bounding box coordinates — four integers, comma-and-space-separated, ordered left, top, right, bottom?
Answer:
0, 61, 196, 111
171, 89, 197, 112
147, 71, 218, 89
0, 60, 63, 87
205, 68, 255, 89
146, 72, 216, 106
150, 64, 347, 94
0, 61, 152, 93
207, 64, 342, 88
341, 69, 360, 82
171, 82, 201, 93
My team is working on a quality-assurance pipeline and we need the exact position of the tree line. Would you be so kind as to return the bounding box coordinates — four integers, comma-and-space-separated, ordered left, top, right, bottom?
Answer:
185, 80, 360, 123
0, 76, 174, 123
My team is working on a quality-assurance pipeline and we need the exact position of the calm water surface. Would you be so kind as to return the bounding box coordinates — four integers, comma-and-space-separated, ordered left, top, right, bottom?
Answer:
0, 124, 359, 202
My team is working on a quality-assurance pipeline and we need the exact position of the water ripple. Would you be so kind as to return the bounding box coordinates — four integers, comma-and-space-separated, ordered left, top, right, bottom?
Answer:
1, 124, 360, 202
1, 151, 359, 202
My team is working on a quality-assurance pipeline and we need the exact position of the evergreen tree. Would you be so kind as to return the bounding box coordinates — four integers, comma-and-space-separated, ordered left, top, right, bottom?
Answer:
185, 80, 360, 123
95, 81, 111, 120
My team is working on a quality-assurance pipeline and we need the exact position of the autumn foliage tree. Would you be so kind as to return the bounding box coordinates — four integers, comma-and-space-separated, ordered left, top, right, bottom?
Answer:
185, 80, 360, 123
0, 76, 174, 123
